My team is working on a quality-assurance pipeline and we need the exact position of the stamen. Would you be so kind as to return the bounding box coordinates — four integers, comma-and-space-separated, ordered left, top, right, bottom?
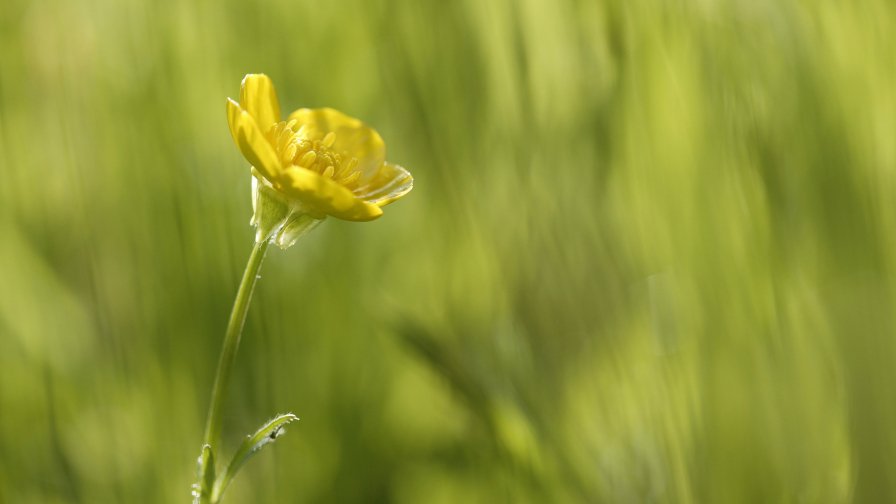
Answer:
271, 124, 363, 186
277, 124, 292, 148
299, 151, 317, 167
340, 171, 361, 185
341, 158, 359, 177
284, 143, 297, 162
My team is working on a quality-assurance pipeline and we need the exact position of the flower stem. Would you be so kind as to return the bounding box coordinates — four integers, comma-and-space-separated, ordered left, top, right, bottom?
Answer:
199, 238, 270, 500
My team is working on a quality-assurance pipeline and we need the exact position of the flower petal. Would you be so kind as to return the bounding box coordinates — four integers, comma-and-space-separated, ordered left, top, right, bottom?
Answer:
279, 166, 383, 221
226, 98, 282, 181
226, 98, 242, 145
240, 74, 281, 131
354, 163, 414, 207
287, 108, 385, 176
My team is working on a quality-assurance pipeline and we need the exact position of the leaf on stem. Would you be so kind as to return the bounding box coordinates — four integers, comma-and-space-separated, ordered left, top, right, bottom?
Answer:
212, 413, 299, 502
193, 444, 215, 504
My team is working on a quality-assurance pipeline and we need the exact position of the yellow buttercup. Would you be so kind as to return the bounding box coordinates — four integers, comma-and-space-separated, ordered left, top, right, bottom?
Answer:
197, 74, 414, 504
226, 74, 413, 230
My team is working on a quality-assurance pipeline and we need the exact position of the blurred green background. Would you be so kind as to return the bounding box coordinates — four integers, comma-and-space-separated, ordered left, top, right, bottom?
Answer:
1, 0, 895, 502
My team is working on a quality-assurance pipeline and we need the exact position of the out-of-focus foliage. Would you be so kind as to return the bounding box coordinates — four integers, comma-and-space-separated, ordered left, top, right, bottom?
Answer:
1, 0, 895, 502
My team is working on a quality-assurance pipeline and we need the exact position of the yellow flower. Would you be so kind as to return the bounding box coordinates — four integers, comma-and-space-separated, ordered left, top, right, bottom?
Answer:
225, 74, 413, 235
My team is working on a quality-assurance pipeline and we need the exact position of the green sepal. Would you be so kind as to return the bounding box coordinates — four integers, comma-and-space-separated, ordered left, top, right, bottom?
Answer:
250, 175, 323, 248
251, 177, 291, 244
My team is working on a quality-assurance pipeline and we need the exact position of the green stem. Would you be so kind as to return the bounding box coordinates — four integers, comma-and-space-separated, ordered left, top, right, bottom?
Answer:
199, 238, 270, 501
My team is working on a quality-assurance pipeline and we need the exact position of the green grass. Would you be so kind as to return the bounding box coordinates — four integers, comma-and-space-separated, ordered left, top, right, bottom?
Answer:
1, 0, 895, 502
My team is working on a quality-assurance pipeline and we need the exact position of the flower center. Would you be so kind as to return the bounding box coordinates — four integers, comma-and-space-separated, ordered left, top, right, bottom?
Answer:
267, 121, 362, 187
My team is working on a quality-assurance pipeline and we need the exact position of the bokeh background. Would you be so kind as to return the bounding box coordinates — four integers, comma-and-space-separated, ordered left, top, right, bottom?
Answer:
2, 0, 896, 502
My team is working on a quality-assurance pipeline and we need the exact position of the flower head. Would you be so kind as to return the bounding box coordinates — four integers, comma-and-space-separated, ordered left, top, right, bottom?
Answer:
226, 74, 413, 246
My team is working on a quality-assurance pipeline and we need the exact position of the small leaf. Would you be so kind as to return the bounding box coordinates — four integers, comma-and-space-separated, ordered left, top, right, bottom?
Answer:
193, 444, 215, 504
212, 413, 299, 502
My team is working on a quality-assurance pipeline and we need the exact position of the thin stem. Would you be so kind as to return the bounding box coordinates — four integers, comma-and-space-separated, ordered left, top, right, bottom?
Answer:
202, 239, 270, 462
